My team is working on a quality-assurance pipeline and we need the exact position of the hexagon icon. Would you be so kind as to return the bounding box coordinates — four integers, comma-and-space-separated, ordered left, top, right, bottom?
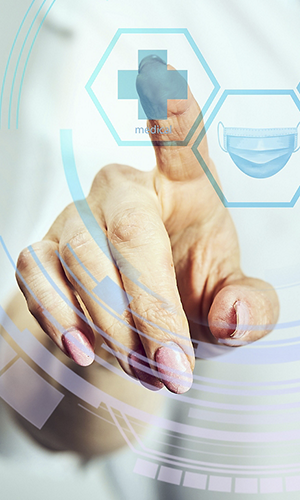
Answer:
192, 90, 300, 208
86, 28, 220, 146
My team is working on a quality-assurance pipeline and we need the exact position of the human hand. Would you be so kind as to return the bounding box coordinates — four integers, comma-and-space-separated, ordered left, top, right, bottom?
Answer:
16, 56, 279, 395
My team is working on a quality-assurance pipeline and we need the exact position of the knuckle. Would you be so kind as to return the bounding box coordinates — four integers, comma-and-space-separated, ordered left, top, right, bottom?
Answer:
140, 298, 170, 325
16, 241, 51, 274
91, 164, 120, 191
137, 295, 164, 323
59, 229, 92, 264
97, 163, 117, 179
62, 203, 77, 218
95, 164, 132, 184
109, 208, 155, 244
136, 296, 185, 341
16, 248, 33, 274
91, 164, 144, 196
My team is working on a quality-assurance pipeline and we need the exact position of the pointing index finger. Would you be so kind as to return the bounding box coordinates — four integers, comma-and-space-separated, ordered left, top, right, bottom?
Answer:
136, 55, 210, 182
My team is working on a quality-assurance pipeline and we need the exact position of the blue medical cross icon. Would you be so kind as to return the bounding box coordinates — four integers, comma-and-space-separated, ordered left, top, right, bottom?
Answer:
118, 50, 188, 120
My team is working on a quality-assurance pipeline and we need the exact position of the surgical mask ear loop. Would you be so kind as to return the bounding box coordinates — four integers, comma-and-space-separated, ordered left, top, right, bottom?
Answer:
218, 122, 227, 152
294, 122, 300, 152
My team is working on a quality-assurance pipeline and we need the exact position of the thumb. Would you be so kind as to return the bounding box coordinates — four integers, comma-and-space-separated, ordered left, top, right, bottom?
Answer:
136, 55, 209, 182
207, 276, 280, 346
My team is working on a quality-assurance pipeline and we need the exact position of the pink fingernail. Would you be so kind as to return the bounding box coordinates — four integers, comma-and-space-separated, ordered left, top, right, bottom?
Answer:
129, 349, 163, 391
230, 301, 250, 339
62, 329, 95, 367
155, 342, 193, 394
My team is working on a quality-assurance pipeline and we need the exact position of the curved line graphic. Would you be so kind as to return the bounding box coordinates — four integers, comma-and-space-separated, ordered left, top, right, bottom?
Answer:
8, 0, 48, 129
0, 0, 36, 128
16, 0, 57, 128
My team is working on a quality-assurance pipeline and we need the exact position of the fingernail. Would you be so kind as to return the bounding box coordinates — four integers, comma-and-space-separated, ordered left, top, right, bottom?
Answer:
155, 342, 193, 394
62, 329, 95, 367
230, 301, 250, 339
129, 348, 163, 391
138, 55, 166, 74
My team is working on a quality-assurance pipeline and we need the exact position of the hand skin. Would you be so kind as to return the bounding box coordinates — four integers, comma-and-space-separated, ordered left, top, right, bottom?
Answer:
2, 58, 279, 456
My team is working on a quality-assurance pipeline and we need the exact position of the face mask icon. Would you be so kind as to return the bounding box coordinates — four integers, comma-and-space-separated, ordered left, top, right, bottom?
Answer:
218, 122, 300, 178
